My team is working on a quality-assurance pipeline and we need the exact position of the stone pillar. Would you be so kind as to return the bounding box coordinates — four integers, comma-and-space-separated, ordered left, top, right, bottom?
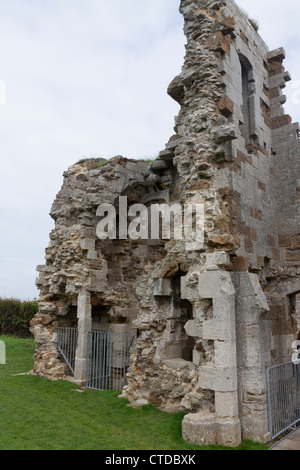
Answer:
199, 270, 239, 421
232, 272, 270, 443
73, 291, 92, 385
181, 255, 242, 448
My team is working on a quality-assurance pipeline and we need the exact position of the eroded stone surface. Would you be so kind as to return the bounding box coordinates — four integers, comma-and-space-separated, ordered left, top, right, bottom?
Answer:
31, 0, 300, 447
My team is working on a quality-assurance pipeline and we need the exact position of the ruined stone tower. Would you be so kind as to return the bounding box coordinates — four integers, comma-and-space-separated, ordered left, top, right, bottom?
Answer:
30, 0, 300, 447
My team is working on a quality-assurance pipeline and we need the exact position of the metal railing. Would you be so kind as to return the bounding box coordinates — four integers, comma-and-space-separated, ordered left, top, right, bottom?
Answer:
86, 330, 134, 391
56, 327, 78, 375
266, 362, 300, 439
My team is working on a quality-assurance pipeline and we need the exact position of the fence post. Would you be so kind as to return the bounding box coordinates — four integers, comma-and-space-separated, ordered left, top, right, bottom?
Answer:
73, 291, 92, 385
0, 340, 6, 364
295, 363, 300, 421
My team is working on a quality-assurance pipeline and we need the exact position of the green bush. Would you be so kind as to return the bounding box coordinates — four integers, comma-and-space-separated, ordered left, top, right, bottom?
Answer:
0, 298, 38, 337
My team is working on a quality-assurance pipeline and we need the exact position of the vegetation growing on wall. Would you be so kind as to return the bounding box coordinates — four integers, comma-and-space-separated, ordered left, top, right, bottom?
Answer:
241, 9, 260, 32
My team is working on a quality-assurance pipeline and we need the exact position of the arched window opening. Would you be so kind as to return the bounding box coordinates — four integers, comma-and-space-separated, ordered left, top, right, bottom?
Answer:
239, 54, 258, 146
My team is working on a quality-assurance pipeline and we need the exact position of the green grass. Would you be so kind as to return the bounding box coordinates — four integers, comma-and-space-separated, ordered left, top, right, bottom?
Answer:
0, 336, 268, 450
241, 8, 260, 32
77, 156, 158, 166
77, 157, 109, 167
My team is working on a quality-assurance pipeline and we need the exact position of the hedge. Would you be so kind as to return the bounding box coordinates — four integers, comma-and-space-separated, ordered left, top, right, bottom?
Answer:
0, 298, 38, 337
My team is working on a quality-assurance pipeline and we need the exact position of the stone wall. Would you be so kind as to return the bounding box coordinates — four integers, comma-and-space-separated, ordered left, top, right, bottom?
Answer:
30, 0, 300, 448
31, 156, 166, 379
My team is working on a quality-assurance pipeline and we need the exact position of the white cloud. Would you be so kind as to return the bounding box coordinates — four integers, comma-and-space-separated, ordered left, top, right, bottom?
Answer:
0, 0, 185, 299
0, 0, 299, 299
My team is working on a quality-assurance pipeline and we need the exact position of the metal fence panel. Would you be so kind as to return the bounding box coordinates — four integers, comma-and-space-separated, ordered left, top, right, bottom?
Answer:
266, 362, 300, 439
86, 330, 134, 391
56, 327, 78, 375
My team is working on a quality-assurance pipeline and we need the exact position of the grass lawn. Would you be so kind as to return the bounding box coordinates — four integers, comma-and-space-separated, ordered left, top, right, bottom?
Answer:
0, 335, 269, 451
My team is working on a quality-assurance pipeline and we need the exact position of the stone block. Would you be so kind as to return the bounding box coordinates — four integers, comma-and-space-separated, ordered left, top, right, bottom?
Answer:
267, 47, 286, 62
232, 272, 270, 317
241, 407, 270, 443
206, 251, 230, 271
217, 96, 234, 116
167, 74, 185, 105
158, 149, 174, 161
231, 255, 249, 272
80, 238, 95, 251
239, 367, 267, 397
271, 114, 292, 129
198, 366, 238, 392
182, 412, 241, 448
215, 391, 239, 418
237, 338, 263, 368
192, 349, 201, 366
198, 271, 235, 300
182, 412, 217, 447
73, 357, 88, 385
211, 122, 238, 144
216, 416, 242, 448
214, 340, 237, 369
211, 31, 232, 56
160, 262, 179, 279
203, 320, 236, 341
77, 318, 92, 334
236, 322, 261, 340
163, 344, 183, 360
129, 399, 150, 408
77, 291, 91, 307
77, 293, 92, 320
150, 159, 169, 172
212, 294, 236, 322
180, 270, 201, 301
184, 320, 200, 338
74, 333, 89, 358
87, 250, 98, 260
153, 278, 172, 297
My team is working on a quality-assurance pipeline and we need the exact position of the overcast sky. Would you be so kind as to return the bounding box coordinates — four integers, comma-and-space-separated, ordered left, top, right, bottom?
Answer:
0, 0, 299, 300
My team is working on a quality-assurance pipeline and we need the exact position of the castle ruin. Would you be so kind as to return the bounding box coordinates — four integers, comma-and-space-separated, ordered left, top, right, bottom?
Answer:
30, 0, 300, 447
